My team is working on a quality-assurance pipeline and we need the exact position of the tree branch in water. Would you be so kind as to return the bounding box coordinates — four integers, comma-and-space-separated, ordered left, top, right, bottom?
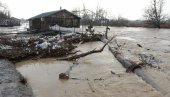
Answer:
59, 36, 115, 61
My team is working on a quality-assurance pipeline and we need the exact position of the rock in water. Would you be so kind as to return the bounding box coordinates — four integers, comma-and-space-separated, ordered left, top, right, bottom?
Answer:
137, 44, 142, 48
59, 73, 69, 79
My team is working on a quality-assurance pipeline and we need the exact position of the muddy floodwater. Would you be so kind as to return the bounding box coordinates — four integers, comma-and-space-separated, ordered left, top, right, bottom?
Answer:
0, 24, 28, 34
16, 27, 170, 97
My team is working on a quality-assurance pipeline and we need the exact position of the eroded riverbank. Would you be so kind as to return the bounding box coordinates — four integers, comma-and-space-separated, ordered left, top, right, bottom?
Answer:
0, 59, 34, 97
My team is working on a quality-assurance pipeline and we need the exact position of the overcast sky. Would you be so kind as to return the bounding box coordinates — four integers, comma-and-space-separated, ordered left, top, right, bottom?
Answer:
1, 0, 170, 20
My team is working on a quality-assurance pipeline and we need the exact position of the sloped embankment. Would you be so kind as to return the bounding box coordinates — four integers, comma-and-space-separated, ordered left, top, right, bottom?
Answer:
0, 59, 34, 97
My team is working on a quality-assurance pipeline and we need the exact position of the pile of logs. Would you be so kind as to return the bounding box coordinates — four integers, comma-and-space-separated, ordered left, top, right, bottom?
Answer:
0, 33, 102, 62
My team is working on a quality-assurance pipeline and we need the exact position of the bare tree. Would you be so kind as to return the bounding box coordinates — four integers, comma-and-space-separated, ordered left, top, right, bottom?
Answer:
94, 6, 108, 26
95, 6, 107, 20
144, 0, 166, 28
71, 5, 108, 26
0, 1, 10, 18
72, 8, 81, 17
109, 16, 129, 27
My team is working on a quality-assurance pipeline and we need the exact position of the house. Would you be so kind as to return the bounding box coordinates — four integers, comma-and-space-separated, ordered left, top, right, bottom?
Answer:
28, 9, 81, 30
0, 17, 20, 27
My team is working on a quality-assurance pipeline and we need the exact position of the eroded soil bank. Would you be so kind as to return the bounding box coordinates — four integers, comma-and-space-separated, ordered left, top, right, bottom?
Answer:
0, 59, 34, 97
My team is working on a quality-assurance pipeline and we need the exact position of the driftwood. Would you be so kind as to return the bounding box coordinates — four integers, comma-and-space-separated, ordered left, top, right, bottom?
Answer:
59, 73, 69, 79
59, 36, 115, 61
100, 37, 168, 96
87, 80, 95, 92
59, 62, 79, 80
64, 33, 102, 44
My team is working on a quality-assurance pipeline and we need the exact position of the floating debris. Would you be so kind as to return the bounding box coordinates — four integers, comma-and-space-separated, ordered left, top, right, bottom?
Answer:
138, 54, 161, 69
137, 44, 142, 48
59, 73, 69, 80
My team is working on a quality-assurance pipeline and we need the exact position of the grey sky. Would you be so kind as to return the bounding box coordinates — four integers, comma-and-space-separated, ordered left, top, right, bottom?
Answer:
1, 0, 170, 20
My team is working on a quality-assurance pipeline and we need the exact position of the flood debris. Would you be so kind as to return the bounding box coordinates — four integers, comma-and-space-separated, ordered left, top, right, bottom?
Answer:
59, 36, 115, 61
59, 73, 69, 79
137, 44, 143, 48
0, 32, 102, 62
147, 48, 150, 50
138, 54, 161, 69
59, 62, 79, 80
94, 78, 104, 81
126, 64, 141, 73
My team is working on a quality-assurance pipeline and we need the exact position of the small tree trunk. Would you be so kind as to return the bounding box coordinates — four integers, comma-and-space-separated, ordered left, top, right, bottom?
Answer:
105, 21, 110, 39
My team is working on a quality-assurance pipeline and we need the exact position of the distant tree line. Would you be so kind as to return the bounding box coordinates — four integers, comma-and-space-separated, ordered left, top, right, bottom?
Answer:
107, 16, 129, 27
72, 0, 170, 28
72, 5, 108, 26
0, 1, 10, 18
109, 18, 170, 28
144, 0, 167, 28
0, 1, 20, 27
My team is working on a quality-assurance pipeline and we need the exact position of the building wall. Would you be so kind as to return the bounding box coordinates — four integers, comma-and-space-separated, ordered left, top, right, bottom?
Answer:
29, 10, 80, 30
29, 18, 49, 30
46, 10, 80, 28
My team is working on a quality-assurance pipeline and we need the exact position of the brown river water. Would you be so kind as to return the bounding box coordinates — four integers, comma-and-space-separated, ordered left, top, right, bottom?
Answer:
16, 27, 170, 97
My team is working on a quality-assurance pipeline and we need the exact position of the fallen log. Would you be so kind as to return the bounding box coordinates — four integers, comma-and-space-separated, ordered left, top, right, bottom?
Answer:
59, 62, 79, 80
63, 33, 102, 44
101, 37, 168, 96
59, 36, 115, 61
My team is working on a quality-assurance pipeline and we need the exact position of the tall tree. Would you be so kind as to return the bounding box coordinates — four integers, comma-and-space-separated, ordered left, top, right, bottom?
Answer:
95, 6, 107, 21
72, 5, 108, 26
144, 0, 166, 28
